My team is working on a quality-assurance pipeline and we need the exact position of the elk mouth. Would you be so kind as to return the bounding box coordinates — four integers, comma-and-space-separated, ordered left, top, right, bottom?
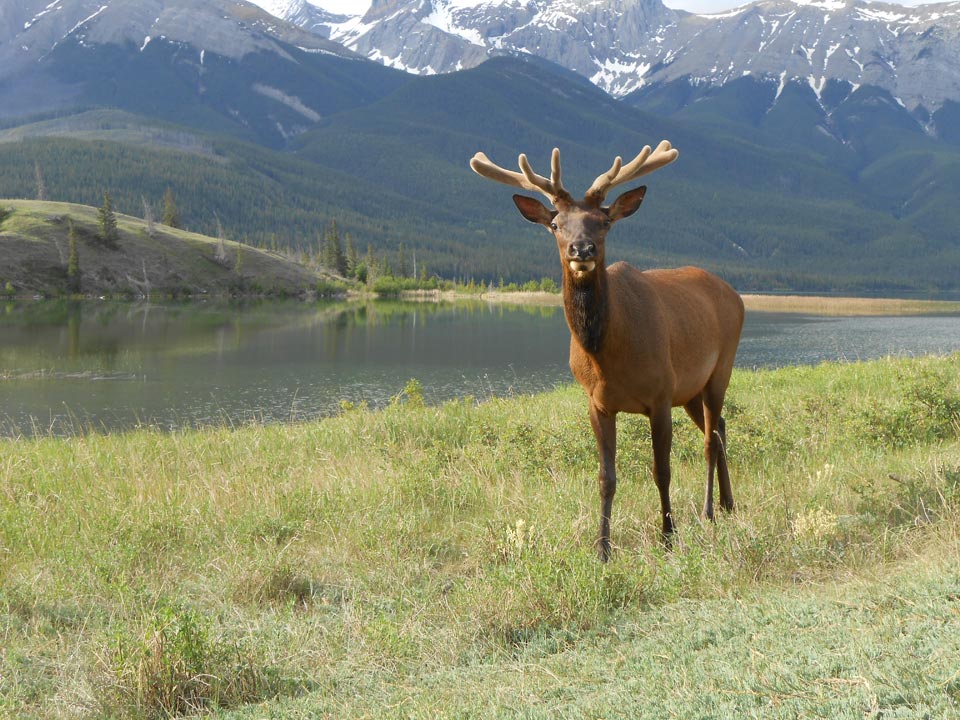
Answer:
569, 260, 596, 277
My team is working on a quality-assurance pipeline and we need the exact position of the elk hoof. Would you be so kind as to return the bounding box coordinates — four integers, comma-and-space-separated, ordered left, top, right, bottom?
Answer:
660, 515, 675, 549
659, 530, 674, 550
596, 537, 612, 562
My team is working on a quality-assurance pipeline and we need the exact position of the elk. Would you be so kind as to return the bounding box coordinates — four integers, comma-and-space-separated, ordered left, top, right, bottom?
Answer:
470, 142, 744, 560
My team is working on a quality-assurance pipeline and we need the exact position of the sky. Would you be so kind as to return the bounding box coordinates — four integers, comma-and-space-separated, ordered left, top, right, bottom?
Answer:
309, 0, 933, 16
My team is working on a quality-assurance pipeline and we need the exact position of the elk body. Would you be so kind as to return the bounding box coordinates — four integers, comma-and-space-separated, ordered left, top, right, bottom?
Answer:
470, 142, 744, 560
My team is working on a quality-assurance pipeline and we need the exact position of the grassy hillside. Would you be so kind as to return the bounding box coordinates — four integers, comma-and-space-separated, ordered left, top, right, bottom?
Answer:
0, 199, 322, 297
2, 354, 959, 717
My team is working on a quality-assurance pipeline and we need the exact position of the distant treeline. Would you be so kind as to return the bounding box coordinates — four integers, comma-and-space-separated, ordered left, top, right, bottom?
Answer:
3, 136, 959, 293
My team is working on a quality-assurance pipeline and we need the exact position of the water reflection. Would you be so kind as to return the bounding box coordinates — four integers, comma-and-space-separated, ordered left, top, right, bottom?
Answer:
0, 300, 571, 436
2, 299, 960, 436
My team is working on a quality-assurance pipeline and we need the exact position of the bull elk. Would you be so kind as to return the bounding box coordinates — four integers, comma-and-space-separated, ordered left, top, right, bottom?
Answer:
470, 142, 744, 560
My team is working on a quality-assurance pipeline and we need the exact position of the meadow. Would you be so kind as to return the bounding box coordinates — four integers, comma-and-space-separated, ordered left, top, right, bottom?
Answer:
2, 354, 959, 718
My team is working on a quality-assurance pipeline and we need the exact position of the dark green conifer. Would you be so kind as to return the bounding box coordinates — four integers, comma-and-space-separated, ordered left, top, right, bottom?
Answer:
67, 219, 80, 293
98, 192, 119, 248
345, 232, 358, 278
161, 188, 180, 228
396, 242, 408, 278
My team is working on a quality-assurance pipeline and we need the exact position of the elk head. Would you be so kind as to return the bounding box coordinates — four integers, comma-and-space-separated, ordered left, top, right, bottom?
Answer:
470, 142, 679, 282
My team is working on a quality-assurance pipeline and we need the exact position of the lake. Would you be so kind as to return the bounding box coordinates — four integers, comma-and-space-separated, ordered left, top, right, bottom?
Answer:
2, 299, 960, 436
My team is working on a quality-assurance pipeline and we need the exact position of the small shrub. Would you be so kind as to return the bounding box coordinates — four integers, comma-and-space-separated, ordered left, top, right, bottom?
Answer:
539, 277, 559, 293
371, 276, 402, 296
105, 600, 277, 717
316, 279, 348, 297
243, 561, 318, 608
391, 378, 425, 408
857, 365, 960, 448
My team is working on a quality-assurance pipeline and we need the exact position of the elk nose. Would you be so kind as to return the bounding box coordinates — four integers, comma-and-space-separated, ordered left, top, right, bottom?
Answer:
568, 241, 595, 260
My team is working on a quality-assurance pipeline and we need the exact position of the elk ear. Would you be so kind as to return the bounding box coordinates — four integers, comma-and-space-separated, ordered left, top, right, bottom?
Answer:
607, 186, 647, 223
512, 194, 556, 226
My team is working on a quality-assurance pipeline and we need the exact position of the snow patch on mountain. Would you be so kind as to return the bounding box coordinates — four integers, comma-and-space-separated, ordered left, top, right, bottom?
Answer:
423, 1, 485, 44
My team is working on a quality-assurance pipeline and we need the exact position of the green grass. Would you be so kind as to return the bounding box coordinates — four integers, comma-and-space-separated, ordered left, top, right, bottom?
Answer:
2, 355, 960, 718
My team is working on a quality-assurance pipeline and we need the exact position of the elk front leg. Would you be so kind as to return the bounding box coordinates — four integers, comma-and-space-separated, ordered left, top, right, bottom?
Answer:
589, 403, 617, 562
650, 405, 674, 541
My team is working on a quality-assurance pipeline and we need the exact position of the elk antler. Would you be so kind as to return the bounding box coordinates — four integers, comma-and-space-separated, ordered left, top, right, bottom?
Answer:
584, 140, 679, 205
470, 147, 573, 206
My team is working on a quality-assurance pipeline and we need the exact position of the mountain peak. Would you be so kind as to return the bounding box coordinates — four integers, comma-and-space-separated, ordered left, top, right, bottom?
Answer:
247, 0, 960, 111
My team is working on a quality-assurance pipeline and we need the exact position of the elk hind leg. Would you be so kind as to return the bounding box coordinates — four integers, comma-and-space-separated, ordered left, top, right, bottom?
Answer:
704, 382, 735, 516
650, 406, 674, 541
715, 415, 734, 512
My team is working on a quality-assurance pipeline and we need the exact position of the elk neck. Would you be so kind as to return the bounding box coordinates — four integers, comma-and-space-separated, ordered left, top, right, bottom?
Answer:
562, 263, 609, 355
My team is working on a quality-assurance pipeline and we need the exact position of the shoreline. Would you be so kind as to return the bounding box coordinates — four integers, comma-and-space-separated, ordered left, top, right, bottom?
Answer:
6, 288, 960, 316
469, 291, 960, 316
738, 293, 960, 316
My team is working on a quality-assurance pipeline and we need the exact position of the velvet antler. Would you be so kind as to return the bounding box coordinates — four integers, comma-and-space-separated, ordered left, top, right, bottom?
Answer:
469, 147, 573, 206
584, 140, 679, 206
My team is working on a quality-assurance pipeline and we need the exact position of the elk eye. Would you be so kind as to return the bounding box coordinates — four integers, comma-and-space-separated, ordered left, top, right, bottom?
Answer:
550, 222, 558, 231
603, 219, 612, 228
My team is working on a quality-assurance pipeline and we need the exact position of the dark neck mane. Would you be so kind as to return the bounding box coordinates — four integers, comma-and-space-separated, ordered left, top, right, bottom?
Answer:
563, 270, 608, 355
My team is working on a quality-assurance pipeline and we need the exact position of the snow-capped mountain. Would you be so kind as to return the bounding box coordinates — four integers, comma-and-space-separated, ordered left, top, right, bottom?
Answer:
253, 0, 960, 112
0, 0, 403, 141
0, 0, 351, 90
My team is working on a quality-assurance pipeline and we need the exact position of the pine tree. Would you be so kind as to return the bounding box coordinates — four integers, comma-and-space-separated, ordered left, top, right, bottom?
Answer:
364, 244, 377, 285
214, 213, 228, 266
161, 188, 180, 228
234, 241, 245, 274
98, 192, 119, 248
396, 242, 408, 278
142, 195, 156, 237
345, 232, 358, 278
323, 222, 347, 276
67, 219, 80, 293
34, 161, 47, 201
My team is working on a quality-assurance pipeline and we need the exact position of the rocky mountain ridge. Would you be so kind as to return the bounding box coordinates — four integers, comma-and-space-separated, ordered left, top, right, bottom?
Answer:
0, 0, 354, 117
254, 0, 960, 112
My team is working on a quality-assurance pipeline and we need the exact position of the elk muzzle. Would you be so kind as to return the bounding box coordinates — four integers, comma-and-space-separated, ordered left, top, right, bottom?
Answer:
567, 240, 597, 277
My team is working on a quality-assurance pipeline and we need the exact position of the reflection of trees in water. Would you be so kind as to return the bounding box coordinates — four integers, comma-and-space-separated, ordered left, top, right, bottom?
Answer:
0, 298, 566, 376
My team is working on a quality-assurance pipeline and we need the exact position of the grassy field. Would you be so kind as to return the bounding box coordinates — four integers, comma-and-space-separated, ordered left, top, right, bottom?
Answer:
2, 355, 960, 718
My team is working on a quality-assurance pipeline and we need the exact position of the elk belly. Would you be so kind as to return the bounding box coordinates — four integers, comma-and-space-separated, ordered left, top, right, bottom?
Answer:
569, 260, 596, 276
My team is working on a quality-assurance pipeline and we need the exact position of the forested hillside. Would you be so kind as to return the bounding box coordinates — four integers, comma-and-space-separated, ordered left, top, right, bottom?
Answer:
2, 55, 959, 292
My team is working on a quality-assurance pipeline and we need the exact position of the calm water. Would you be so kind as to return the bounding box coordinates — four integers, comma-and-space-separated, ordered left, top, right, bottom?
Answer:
2, 299, 959, 436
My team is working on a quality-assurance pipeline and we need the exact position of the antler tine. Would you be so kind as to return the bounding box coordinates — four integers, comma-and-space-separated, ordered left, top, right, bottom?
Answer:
470, 148, 571, 205
585, 140, 679, 204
